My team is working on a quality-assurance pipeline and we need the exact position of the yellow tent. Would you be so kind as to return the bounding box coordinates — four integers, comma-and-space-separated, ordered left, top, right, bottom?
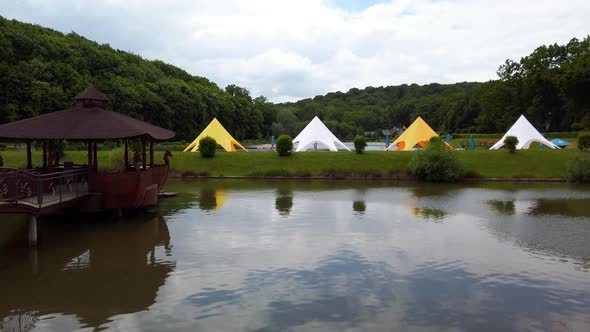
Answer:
184, 118, 248, 152
385, 116, 452, 151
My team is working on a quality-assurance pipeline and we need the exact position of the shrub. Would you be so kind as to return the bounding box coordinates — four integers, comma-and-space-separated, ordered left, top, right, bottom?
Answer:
110, 147, 127, 171
567, 155, 590, 183
353, 136, 368, 154
504, 136, 518, 153
408, 137, 465, 182
199, 136, 217, 158
578, 133, 590, 151
276, 135, 293, 157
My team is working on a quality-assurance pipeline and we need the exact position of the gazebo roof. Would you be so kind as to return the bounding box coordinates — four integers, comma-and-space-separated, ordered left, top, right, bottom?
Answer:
74, 86, 110, 102
0, 87, 175, 141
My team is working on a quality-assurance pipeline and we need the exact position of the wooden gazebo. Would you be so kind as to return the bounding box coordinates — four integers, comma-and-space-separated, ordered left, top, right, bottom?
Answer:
0, 86, 176, 216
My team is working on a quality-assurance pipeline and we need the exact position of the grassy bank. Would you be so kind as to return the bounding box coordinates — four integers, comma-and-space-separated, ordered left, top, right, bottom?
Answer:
1, 149, 582, 179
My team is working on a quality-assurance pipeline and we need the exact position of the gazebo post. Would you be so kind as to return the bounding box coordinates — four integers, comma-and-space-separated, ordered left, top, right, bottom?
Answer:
149, 141, 154, 167
26, 142, 32, 169
93, 142, 98, 170
87, 141, 92, 169
124, 140, 129, 170
42, 141, 47, 169
47, 140, 54, 170
142, 138, 147, 170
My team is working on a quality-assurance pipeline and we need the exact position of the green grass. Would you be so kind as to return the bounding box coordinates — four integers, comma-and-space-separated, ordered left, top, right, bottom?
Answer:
1, 149, 583, 179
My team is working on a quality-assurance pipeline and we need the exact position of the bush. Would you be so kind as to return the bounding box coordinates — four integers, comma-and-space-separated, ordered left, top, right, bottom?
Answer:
578, 133, 590, 151
408, 137, 465, 182
353, 136, 368, 154
110, 147, 127, 171
504, 136, 518, 153
199, 136, 217, 158
276, 135, 293, 157
567, 155, 590, 183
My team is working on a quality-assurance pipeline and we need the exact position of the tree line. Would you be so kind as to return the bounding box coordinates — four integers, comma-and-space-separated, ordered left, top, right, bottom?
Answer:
1, 16, 589, 142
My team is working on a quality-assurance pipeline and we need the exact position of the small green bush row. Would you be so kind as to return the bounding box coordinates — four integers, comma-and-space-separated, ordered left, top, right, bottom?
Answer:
408, 137, 466, 182
199, 136, 217, 158
276, 135, 293, 157
354, 136, 368, 154
504, 136, 518, 153
567, 155, 590, 183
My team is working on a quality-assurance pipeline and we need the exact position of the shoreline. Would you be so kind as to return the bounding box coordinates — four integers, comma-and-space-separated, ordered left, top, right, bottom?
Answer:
171, 172, 569, 183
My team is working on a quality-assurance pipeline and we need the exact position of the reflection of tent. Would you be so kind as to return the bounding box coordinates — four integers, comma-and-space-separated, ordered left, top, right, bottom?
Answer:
551, 138, 571, 148
385, 117, 450, 151
490, 115, 559, 150
215, 190, 228, 211
293, 116, 350, 152
198, 188, 228, 211
184, 118, 247, 152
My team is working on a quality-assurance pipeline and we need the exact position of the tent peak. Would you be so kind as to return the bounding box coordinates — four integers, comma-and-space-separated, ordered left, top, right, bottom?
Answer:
490, 114, 558, 150
385, 116, 447, 151
183, 118, 247, 152
293, 116, 350, 152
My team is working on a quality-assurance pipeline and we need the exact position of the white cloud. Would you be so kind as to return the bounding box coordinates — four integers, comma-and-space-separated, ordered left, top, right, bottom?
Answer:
1, 0, 589, 101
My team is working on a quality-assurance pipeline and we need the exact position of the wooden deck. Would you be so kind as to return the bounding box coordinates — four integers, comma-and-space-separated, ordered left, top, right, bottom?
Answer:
0, 168, 89, 216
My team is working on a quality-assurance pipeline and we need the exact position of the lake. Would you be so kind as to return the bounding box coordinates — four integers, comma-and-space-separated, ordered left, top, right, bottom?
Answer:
1, 180, 590, 331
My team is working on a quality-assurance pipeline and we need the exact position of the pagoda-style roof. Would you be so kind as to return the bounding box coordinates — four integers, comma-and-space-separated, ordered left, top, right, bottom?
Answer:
0, 87, 175, 141
74, 86, 110, 102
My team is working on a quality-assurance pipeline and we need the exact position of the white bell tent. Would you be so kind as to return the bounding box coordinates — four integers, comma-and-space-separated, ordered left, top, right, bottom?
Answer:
490, 115, 559, 150
293, 116, 350, 152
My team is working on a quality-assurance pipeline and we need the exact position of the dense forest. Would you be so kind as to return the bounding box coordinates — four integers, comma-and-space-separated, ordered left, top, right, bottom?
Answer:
1, 16, 589, 141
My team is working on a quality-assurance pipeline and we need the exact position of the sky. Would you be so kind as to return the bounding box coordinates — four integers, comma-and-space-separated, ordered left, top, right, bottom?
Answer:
1, 0, 589, 102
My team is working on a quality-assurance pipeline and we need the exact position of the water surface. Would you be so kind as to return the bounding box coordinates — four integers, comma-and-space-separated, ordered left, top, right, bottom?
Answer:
1, 180, 590, 331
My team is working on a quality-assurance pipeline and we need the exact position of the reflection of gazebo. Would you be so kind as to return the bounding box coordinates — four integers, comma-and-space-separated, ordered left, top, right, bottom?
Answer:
0, 86, 175, 215
0, 214, 173, 329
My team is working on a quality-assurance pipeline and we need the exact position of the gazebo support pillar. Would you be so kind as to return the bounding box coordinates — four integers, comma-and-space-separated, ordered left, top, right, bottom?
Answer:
87, 142, 92, 169
124, 140, 129, 170
93, 142, 98, 170
42, 141, 47, 169
26, 142, 32, 169
142, 139, 147, 171
149, 141, 154, 167
47, 140, 54, 170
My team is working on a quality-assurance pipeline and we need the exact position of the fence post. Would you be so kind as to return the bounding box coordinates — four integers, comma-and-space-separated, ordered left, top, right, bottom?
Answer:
37, 178, 42, 208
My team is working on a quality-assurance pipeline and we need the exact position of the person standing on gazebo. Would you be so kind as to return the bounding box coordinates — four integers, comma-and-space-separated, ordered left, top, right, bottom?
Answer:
163, 150, 173, 166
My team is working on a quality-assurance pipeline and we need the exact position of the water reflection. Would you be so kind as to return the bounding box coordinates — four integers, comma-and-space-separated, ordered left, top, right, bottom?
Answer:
352, 201, 366, 214
410, 184, 457, 198
529, 199, 590, 218
198, 187, 228, 212
0, 213, 174, 330
183, 246, 590, 331
275, 185, 293, 217
2, 180, 590, 331
410, 207, 447, 221
403, 261, 590, 331
488, 200, 516, 215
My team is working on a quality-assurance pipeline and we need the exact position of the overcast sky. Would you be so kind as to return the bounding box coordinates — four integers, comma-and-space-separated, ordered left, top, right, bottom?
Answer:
1, 0, 589, 102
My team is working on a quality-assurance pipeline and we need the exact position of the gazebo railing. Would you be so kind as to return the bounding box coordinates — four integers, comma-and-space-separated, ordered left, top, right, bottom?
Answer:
0, 168, 89, 209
